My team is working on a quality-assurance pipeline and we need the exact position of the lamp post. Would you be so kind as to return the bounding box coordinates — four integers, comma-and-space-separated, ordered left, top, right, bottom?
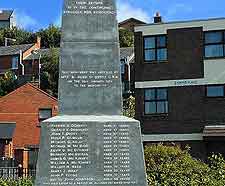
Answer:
5, 38, 16, 46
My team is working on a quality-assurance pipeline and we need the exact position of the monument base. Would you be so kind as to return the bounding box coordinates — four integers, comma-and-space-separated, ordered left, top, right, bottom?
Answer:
35, 115, 147, 186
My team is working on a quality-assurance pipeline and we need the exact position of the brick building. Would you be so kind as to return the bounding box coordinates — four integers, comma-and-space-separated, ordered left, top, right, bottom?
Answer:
0, 83, 58, 168
0, 10, 16, 29
0, 37, 41, 85
119, 18, 146, 32
134, 14, 225, 160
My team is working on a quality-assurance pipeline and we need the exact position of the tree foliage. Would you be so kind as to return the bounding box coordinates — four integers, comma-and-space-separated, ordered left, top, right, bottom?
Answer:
0, 26, 132, 48
0, 71, 17, 97
119, 28, 134, 47
40, 48, 59, 97
145, 144, 225, 186
0, 25, 61, 48
37, 25, 61, 48
123, 96, 135, 118
0, 178, 33, 186
0, 27, 35, 46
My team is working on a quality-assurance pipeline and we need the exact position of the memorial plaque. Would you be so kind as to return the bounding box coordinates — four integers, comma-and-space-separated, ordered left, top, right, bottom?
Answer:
59, 0, 121, 115
35, 0, 147, 185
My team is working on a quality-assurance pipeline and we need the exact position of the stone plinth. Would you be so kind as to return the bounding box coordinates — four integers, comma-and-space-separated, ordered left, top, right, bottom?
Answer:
35, 116, 147, 186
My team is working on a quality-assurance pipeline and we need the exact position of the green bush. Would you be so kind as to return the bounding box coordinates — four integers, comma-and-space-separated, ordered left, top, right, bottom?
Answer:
144, 144, 225, 186
0, 178, 33, 186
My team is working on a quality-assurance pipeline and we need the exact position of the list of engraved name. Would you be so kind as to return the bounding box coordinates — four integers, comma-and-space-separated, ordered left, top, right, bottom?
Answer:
48, 123, 137, 185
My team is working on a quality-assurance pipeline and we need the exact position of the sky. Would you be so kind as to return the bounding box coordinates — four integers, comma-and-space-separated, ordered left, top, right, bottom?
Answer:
1, 0, 225, 31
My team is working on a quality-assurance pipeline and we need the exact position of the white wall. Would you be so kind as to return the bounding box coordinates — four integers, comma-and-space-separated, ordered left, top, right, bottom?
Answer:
135, 18, 225, 35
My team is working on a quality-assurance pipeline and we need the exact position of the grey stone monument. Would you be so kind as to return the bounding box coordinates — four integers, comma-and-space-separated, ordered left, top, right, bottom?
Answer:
35, 0, 147, 185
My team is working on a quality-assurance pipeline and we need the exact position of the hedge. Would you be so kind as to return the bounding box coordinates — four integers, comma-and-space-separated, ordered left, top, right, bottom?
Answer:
145, 144, 225, 186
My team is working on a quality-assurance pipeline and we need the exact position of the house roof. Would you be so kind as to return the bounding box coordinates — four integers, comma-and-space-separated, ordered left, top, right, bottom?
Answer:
135, 17, 225, 28
24, 48, 60, 60
0, 10, 13, 21
0, 122, 16, 139
0, 83, 57, 102
0, 44, 34, 56
120, 47, 134, 59
120, 47, 134, 63
119, 18, 147, 27
24, 47, 134, 62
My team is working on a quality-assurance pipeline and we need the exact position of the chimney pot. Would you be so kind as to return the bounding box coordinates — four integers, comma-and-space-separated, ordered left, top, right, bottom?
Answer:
154, 12, 162, 23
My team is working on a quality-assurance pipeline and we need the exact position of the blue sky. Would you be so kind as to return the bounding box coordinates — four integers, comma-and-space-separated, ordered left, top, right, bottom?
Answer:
1, 0, 225, 31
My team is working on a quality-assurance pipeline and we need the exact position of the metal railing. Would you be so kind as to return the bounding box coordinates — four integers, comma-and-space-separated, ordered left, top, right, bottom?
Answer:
0, 167, 36, 179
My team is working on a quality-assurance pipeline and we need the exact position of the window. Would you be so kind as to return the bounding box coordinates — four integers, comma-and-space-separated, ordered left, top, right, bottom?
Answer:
206, 86, 224, 97
144, 88, 168, 114
144, 35, 167, 62
39, 108, 52, 121
11, 56, 19, 69
204, 31, 225, 58
121, 63, 125, 75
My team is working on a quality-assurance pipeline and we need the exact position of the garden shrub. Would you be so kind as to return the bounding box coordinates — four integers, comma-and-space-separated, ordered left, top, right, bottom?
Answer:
0, 178, 33, 186
144, 144, 225, 186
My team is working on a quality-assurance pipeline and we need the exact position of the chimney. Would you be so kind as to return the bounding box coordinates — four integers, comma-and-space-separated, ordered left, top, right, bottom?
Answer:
36, 36, 41, 49
154, 12, 162, 23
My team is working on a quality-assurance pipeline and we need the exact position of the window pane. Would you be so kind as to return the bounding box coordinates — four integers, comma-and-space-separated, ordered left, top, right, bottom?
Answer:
145, 49, 155, 61
205, 45, 223, 58
157, 101, 168, 113
157, 89, 167, 100
157, 49, 167, 61
205, 32, 223, 44
144, 37, 155, 49
145, 102, 156, 114
157, 36, 166, 47
12, 56, 19, 69
145, 89, 155, 100
207, 86, 224, 97
165, 101, 168, 113
39, 109, 52, 119
121, 63, 125, 74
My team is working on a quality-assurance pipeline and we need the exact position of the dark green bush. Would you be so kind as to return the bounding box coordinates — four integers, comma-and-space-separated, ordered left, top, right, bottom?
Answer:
0, 178, 33, 186
144, 144, 225, 186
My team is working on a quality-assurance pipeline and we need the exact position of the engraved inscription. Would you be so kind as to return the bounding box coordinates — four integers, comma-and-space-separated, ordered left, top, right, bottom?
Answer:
64, 0, 116, 15
61, 70, 119, 88
47, 123, 138, 185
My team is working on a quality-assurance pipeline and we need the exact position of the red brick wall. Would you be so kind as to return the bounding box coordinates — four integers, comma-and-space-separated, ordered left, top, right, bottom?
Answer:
0, 83, 58, 149
0, 56, 12, 70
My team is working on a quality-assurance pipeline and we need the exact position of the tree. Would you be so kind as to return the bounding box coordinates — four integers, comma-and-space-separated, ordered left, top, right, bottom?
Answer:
0, 27, 35, 46
119, 28, 134, 47
145, 144, 225, 186
0, 71, 17, 97
37, 25, 61, 48
123, 96, 135, 118
40, 48, 59, 97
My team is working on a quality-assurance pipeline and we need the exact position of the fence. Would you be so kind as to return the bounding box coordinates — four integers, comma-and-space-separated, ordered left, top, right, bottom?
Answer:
0, 167, 36, 179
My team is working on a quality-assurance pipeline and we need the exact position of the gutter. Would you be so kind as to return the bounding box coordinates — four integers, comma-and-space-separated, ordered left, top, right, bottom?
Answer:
19, 50, 24, 75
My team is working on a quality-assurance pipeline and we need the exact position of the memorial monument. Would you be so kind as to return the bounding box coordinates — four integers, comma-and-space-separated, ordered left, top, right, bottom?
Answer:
35, 0, 147, 185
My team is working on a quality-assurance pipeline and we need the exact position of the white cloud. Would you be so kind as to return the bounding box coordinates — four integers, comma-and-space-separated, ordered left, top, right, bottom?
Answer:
117, 0, 151, 23
15, 10, 39, 30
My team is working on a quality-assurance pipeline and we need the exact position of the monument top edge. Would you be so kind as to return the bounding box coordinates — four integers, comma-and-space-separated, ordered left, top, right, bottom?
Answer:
42, 115, 138, 123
